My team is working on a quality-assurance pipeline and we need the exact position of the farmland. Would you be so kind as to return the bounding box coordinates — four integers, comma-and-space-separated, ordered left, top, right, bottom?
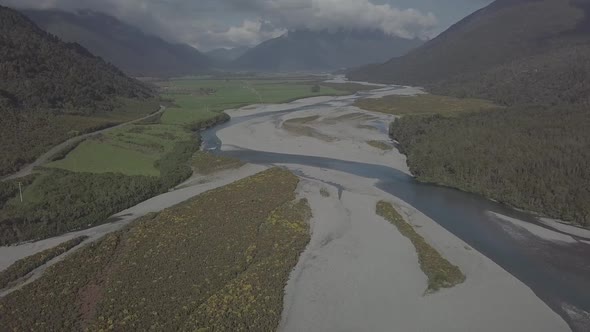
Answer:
0, 168, 311, 331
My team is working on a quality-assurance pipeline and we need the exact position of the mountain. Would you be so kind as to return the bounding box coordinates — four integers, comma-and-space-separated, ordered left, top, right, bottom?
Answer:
233, 29, 423, 72
0, 5, 155, 177
22, 9, 212, 77
349, 0, 590, 106
206, 46, 250, 62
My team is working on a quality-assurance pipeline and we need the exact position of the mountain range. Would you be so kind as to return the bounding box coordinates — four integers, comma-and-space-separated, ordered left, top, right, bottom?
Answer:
349, 0, 590, 106
23, 9, 212, 77
232, 29, 423, 72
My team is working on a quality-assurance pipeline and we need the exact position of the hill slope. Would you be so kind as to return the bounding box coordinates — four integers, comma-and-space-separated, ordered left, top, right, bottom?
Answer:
234, 29, 423, 72
0, 5, 156, 177
23, 9, 212, 77
349, 0, 590, 106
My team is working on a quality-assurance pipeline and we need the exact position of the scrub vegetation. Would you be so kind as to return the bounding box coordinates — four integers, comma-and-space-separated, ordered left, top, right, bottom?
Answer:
0, 168, 311, 331
0, 236, 87, 290
376, 201, 465, 293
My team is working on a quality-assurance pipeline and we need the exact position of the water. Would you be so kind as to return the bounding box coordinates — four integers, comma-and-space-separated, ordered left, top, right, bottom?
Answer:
201, 89, 590, 331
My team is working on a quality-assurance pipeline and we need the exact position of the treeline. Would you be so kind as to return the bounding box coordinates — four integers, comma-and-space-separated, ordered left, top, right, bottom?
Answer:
391, 104, 590, 227
0, 170, 162, 245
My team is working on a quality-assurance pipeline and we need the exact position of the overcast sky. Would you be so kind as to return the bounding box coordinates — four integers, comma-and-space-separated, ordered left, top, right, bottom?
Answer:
2, 0, 493, 50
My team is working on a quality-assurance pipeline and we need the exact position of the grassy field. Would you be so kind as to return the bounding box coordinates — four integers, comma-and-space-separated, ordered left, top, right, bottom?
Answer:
354, 94, 499, 117
376, 201, 465, 293
158, 79, 348, 126
47, 124, 191, 176
0, 168, 311, 331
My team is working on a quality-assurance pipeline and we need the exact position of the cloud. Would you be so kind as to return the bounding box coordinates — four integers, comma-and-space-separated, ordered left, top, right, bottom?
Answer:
1, 0, 438, 50
199, 20, 286, 50
226, 0, 438, 39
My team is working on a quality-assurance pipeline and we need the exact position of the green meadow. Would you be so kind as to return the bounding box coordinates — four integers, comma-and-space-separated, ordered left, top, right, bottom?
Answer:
159, 79, 347, 126
47, 125, 191, 176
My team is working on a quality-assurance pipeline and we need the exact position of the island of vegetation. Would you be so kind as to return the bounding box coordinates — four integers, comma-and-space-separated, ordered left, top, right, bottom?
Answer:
376, 201, 465, 293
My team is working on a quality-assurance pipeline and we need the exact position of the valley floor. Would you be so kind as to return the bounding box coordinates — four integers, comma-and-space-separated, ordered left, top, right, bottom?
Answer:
0, 85, 585, 331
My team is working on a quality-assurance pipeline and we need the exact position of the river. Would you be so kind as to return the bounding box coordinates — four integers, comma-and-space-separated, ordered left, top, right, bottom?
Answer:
202, 85, 590, 331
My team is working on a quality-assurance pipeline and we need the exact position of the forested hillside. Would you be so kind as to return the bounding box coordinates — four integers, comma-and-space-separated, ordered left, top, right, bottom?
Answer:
0, 5, 156, 177
24, 9, 213, 77
349, 0, 590, 105
350, 0, 590, 226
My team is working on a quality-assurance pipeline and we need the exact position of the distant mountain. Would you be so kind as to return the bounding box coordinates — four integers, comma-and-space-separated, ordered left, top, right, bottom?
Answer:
0, 5, 154, 176
23, 9, 212, 77
206, 47, 250, 62
349, 0, 590, 106
233, 29, 423, 72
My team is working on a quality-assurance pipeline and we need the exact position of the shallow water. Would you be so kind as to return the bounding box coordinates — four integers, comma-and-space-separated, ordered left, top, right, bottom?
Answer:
202, 87, 590, 331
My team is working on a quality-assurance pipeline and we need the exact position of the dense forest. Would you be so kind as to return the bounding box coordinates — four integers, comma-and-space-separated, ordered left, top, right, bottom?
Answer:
0, 6, 155, 177
350, 0, 590, 226
391, 105, 590, 227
